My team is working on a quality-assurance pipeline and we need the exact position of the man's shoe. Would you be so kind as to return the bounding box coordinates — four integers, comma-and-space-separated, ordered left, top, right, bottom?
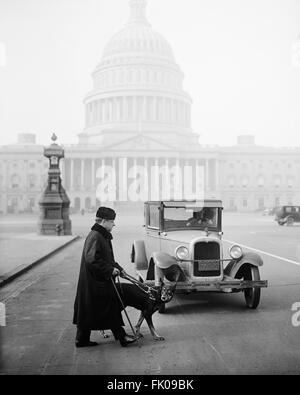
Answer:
113, 332, 136, 341
119, 335, 137, 347
75, 341, 98, 348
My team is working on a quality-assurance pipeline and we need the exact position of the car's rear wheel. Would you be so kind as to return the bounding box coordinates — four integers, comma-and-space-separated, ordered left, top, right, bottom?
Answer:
286, 217, 294, 226
244, 266, 261, 309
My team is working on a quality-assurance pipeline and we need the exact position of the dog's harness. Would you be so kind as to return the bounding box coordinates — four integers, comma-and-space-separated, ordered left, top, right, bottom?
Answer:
119, 273, 158, 301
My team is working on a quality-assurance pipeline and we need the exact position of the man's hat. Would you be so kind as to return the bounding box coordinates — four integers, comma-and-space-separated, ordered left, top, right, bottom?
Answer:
96, 207, 116, 220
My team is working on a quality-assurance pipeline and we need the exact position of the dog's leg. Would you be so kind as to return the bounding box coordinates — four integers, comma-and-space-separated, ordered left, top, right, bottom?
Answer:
134, 312, 145, 339
145, 316, 165, 341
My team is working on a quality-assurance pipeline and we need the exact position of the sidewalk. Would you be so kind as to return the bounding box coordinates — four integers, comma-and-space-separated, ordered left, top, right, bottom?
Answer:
0, 232, 79, 287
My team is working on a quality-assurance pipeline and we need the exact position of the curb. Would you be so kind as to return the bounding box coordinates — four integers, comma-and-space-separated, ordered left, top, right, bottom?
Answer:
0, 235, 81, 288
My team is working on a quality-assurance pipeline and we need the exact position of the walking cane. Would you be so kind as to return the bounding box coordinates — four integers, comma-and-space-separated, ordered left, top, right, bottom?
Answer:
110, 277, 141, 347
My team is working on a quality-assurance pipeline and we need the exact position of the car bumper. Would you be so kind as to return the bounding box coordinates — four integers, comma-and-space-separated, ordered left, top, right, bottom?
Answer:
140, 277, 268, 293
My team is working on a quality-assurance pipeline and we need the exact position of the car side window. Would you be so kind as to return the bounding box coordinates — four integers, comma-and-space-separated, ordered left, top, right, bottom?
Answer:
286, 207, 292, 213
149, 205, 159, 229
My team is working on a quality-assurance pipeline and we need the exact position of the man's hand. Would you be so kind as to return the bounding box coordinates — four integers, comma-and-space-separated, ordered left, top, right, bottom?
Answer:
112, 268, 120, 277
120, 270, 127, 278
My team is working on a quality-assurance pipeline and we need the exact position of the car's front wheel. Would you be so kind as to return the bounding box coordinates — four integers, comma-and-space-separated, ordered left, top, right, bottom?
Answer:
244, 266, 261, 309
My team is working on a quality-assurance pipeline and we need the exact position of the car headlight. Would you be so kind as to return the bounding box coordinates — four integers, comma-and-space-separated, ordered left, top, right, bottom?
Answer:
175, 246, 189, 260
229, 245, 243, 260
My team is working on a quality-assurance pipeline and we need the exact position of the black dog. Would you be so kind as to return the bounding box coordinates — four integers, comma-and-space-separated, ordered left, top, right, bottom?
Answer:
114, 278, 176, 341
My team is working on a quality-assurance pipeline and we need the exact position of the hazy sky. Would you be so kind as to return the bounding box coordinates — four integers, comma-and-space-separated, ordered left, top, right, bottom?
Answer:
0, 0, 299, 147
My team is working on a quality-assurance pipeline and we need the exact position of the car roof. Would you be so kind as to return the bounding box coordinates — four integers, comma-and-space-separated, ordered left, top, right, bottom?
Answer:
145, 200, 223, 208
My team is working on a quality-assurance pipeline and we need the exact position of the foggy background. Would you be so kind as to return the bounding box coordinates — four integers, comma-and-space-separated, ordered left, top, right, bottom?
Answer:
0, 0, 299, 147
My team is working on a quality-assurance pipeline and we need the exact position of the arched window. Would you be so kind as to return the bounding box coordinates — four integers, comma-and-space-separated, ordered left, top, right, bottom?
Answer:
287, 177, 294, 188
242, 177, 248, 188
11, 174, 20, 189
228, 176, 235, 188
257, 176, 264, 188
74, 197, 81, 212
28, 174, 37, 189
85, 197, 91, 210
274, 176, 281, 188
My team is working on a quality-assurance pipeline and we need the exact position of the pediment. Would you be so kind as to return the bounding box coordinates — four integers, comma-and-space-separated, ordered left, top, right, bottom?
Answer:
103, 135, 176, 151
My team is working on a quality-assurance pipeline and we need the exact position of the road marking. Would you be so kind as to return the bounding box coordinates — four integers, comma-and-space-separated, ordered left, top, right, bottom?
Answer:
224, 239, 300, 267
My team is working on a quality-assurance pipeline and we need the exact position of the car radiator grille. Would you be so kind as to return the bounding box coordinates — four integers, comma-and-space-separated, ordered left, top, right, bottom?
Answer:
193, 241, 221, 277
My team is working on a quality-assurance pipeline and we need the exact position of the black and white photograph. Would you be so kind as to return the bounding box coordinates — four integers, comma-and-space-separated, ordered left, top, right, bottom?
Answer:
0, 0, 300, 377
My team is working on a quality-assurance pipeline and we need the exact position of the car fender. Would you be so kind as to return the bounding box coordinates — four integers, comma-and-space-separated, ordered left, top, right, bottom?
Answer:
224, 251, 263, 279
131, 240, 148, 270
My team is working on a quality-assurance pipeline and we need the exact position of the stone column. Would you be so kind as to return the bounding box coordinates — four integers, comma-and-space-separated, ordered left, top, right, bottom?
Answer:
70, 159, 74, 190
81, 159, 85, 189
3, 160, 8, 213
101, 158, 105, 178
91, 159, 95, 189
215, 159, 220, 196
205, 159, 209, 192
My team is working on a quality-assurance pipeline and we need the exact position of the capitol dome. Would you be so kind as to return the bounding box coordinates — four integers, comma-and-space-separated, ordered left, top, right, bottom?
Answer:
79, 0, 199, 150
102, 20, 175, 62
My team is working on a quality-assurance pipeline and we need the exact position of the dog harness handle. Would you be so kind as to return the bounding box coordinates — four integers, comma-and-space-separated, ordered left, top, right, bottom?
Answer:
122, 273, 157, 300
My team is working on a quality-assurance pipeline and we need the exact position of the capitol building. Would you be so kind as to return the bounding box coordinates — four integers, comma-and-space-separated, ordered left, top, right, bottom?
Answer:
0, 0, 300, 214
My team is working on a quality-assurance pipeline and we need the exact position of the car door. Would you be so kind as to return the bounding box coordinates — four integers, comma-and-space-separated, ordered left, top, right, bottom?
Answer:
294, 206, 300, 222
144, 203, 161, 261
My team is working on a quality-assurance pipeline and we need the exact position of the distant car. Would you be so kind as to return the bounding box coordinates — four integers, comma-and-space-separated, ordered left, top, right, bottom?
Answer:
275, 205, 300, 226
131, 200, 268, 310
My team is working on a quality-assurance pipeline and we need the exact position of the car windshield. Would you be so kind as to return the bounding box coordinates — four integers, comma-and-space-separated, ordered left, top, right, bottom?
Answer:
163, 206, 219, 231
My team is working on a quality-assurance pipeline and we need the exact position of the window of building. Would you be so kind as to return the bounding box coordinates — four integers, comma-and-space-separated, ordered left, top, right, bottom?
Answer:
258, 198, 265, 209
229, 176, 235, 188
274, 176, 280, 188
29, 174, 36, 189
242, 177, 248, 188
258, 176, 264, 187
287, 178, 293, 188
11, 174, 20, 189
29, 162, 36, 169
243, 199, 248, 208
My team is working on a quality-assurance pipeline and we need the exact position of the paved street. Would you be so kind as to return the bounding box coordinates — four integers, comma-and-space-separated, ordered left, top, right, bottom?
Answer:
0, 212, 300, 375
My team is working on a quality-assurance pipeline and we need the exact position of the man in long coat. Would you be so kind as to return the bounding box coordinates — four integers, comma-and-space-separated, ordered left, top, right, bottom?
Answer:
73, 207, 136, 347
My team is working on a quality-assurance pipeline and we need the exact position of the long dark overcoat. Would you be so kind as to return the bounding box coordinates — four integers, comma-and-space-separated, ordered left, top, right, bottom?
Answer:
73, 223, 125, 330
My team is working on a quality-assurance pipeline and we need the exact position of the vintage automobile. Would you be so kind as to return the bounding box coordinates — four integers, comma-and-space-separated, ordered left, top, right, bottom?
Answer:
275, 205, 300, 226
131, 200, 268, 311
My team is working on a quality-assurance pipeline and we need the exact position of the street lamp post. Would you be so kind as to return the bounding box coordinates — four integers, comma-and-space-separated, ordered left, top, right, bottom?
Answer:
38, 133, 72, 235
